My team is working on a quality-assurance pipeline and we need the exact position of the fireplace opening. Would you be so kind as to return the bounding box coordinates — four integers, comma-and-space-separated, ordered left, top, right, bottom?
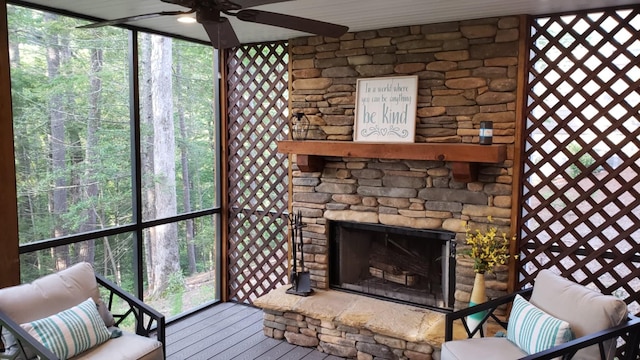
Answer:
329, 221, 456, 310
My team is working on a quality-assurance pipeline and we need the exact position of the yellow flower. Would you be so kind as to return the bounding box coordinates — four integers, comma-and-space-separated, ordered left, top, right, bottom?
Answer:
464, 217, 514, 274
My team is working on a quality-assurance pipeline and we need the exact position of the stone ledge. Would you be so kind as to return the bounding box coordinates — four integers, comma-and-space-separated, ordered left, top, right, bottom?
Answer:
254, 286, 452, 346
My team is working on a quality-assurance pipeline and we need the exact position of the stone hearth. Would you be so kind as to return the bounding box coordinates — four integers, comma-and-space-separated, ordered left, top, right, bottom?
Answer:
254, 286, 448, 359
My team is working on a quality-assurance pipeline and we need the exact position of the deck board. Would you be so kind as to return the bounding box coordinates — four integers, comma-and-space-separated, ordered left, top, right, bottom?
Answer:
252, 341, 299, 360
299, 352, 332, 360
167, 302, 239, 336
232, 337, 285, 360
277, 346, 314, 359
166, 305, 261, 357
209, 329, 266, 360
165, 302, 341, 359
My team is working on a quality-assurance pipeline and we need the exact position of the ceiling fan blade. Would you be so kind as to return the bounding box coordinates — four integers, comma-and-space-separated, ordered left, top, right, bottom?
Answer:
230, 0, 294, 8
202, 18, 241, 49
236, 10, 348, 38
77, 10, 192, 29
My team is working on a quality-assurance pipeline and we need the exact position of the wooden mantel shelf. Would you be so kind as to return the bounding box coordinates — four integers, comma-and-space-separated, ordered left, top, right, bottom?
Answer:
277, 140, 507, 182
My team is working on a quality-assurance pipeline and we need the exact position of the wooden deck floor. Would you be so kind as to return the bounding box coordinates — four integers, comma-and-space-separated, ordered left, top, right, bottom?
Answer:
165, 302, 344, 360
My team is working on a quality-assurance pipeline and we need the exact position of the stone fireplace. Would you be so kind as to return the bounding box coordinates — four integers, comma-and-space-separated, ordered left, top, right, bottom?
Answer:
255, 154, 513, 358
255, 14, 520, 359
329, 221, 456, 310
290, 155, 512, 310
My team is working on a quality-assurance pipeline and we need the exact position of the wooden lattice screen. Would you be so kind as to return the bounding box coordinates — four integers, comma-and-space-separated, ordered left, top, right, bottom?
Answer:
520, 6, 640, 320
226, 42, 289, 303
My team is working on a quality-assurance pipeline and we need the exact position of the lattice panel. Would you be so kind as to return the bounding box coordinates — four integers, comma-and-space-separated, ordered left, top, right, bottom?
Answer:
520, 7, 640, 323
226, 42, 289, 303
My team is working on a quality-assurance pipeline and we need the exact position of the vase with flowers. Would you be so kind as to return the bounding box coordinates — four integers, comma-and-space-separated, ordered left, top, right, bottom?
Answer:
463, 216, 513, 336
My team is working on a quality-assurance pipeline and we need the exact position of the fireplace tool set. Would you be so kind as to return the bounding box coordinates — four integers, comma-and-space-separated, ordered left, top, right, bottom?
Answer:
287, 210, 313, 296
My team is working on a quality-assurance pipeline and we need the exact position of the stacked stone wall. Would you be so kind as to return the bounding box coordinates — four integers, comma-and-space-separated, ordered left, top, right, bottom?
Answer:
263, 309, 436, 359
288, 16, 520, 311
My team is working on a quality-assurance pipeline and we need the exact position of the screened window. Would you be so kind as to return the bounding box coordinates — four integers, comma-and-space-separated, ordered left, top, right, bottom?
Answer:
8, 4, 220, 318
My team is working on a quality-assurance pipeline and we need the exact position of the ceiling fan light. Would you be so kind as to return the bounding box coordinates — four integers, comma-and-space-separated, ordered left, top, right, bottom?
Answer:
177, 15, 197, 24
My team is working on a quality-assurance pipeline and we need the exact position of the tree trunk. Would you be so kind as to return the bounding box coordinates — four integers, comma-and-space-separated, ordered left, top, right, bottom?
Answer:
103, 237, 121, 284
150, 35, 181, 296
9, 39, 19, 65
77, 45, 103, 265
45, 12, 70, 271
175, 51, 197, 275
208, 97, 216, 272
140, 33, 156, 289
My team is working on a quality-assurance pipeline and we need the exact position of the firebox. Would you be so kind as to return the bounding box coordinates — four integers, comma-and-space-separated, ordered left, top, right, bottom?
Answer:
329, 221, 456, 310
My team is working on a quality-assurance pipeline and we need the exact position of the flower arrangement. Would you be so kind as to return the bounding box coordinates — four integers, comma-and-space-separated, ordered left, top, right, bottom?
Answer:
464, 216, 513, 274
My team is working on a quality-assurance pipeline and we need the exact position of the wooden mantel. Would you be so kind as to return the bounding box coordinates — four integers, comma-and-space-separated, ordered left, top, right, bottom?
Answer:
277, 140, 507, 182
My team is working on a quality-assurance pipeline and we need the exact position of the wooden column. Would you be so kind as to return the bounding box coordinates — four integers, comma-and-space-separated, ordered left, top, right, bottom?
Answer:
0, 0, 20, 288
508, 14, 530, 294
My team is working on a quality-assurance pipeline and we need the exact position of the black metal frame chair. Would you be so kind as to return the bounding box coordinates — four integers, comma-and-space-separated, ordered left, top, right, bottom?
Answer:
444, 288, 640, 360
0, 273, 165, 360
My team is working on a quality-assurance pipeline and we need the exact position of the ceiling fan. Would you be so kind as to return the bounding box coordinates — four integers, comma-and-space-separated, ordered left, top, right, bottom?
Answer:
78, 0, 349, 49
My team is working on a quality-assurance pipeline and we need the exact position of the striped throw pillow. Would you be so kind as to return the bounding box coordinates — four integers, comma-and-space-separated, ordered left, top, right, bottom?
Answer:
507, 294, 574, 354
21, 297, 111, 359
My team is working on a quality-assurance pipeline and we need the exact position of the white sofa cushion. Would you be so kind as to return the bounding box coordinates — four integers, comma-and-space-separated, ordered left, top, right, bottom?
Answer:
20, 297, 111, 359
507, 294, 573, 354
529, 269, 628, 360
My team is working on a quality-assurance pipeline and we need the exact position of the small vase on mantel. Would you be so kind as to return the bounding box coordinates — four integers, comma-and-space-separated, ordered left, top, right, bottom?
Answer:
467, 272, 488, 338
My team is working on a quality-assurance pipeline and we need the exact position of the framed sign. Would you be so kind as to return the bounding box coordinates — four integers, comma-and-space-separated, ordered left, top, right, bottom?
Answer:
354, 75, 418, 143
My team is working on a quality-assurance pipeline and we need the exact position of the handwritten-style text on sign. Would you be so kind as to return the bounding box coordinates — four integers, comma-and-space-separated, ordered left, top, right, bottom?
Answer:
354, 75, 418, 143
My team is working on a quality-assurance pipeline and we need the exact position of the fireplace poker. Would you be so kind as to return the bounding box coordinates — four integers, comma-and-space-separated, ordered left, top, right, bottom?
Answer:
288, 212, 298, 289
287, 210, 313, 296
296, 210, 312, 295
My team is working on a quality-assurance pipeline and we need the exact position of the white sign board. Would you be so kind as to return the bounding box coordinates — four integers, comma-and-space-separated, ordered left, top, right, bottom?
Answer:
354, 75, 418, 143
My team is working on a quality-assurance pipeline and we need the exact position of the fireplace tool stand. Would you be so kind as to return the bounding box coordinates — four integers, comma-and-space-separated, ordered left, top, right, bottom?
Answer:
287, 210, 313, 296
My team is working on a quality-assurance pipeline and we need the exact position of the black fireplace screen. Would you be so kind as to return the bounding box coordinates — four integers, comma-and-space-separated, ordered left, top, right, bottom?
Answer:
329, 221, 456, 310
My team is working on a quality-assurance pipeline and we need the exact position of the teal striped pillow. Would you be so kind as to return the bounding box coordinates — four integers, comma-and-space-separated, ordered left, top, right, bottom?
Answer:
21, 297, 111, 359
507, 294, 574, 354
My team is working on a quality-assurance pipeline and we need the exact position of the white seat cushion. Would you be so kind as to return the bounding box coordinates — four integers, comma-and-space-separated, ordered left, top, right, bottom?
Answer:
441, 337, 527, 360
72, 329, 163, 360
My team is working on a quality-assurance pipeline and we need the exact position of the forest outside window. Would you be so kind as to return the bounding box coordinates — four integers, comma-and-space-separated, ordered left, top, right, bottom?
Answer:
8, 4, 220, 318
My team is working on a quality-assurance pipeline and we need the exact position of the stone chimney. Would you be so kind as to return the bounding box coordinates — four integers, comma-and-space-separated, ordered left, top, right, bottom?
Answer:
287, 16, 521, 310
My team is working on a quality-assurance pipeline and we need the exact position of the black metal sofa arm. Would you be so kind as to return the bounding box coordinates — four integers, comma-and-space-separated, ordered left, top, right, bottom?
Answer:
95, 273, 166, 355
0, 310, 60, 359
444, 287, 640, 360
445, 287, 533, 340
519, 315, 640, 360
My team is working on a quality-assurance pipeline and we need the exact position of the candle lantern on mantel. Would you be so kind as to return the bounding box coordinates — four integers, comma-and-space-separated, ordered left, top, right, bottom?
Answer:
289, 112, 309, 141
479, 121, 493, 145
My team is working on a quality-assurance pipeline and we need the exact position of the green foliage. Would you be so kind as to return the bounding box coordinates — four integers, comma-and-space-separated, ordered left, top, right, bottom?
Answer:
165, 271, 186, 296
567, 142, 598, 178
170, 292, 184, 317
165, 272, 186, 316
